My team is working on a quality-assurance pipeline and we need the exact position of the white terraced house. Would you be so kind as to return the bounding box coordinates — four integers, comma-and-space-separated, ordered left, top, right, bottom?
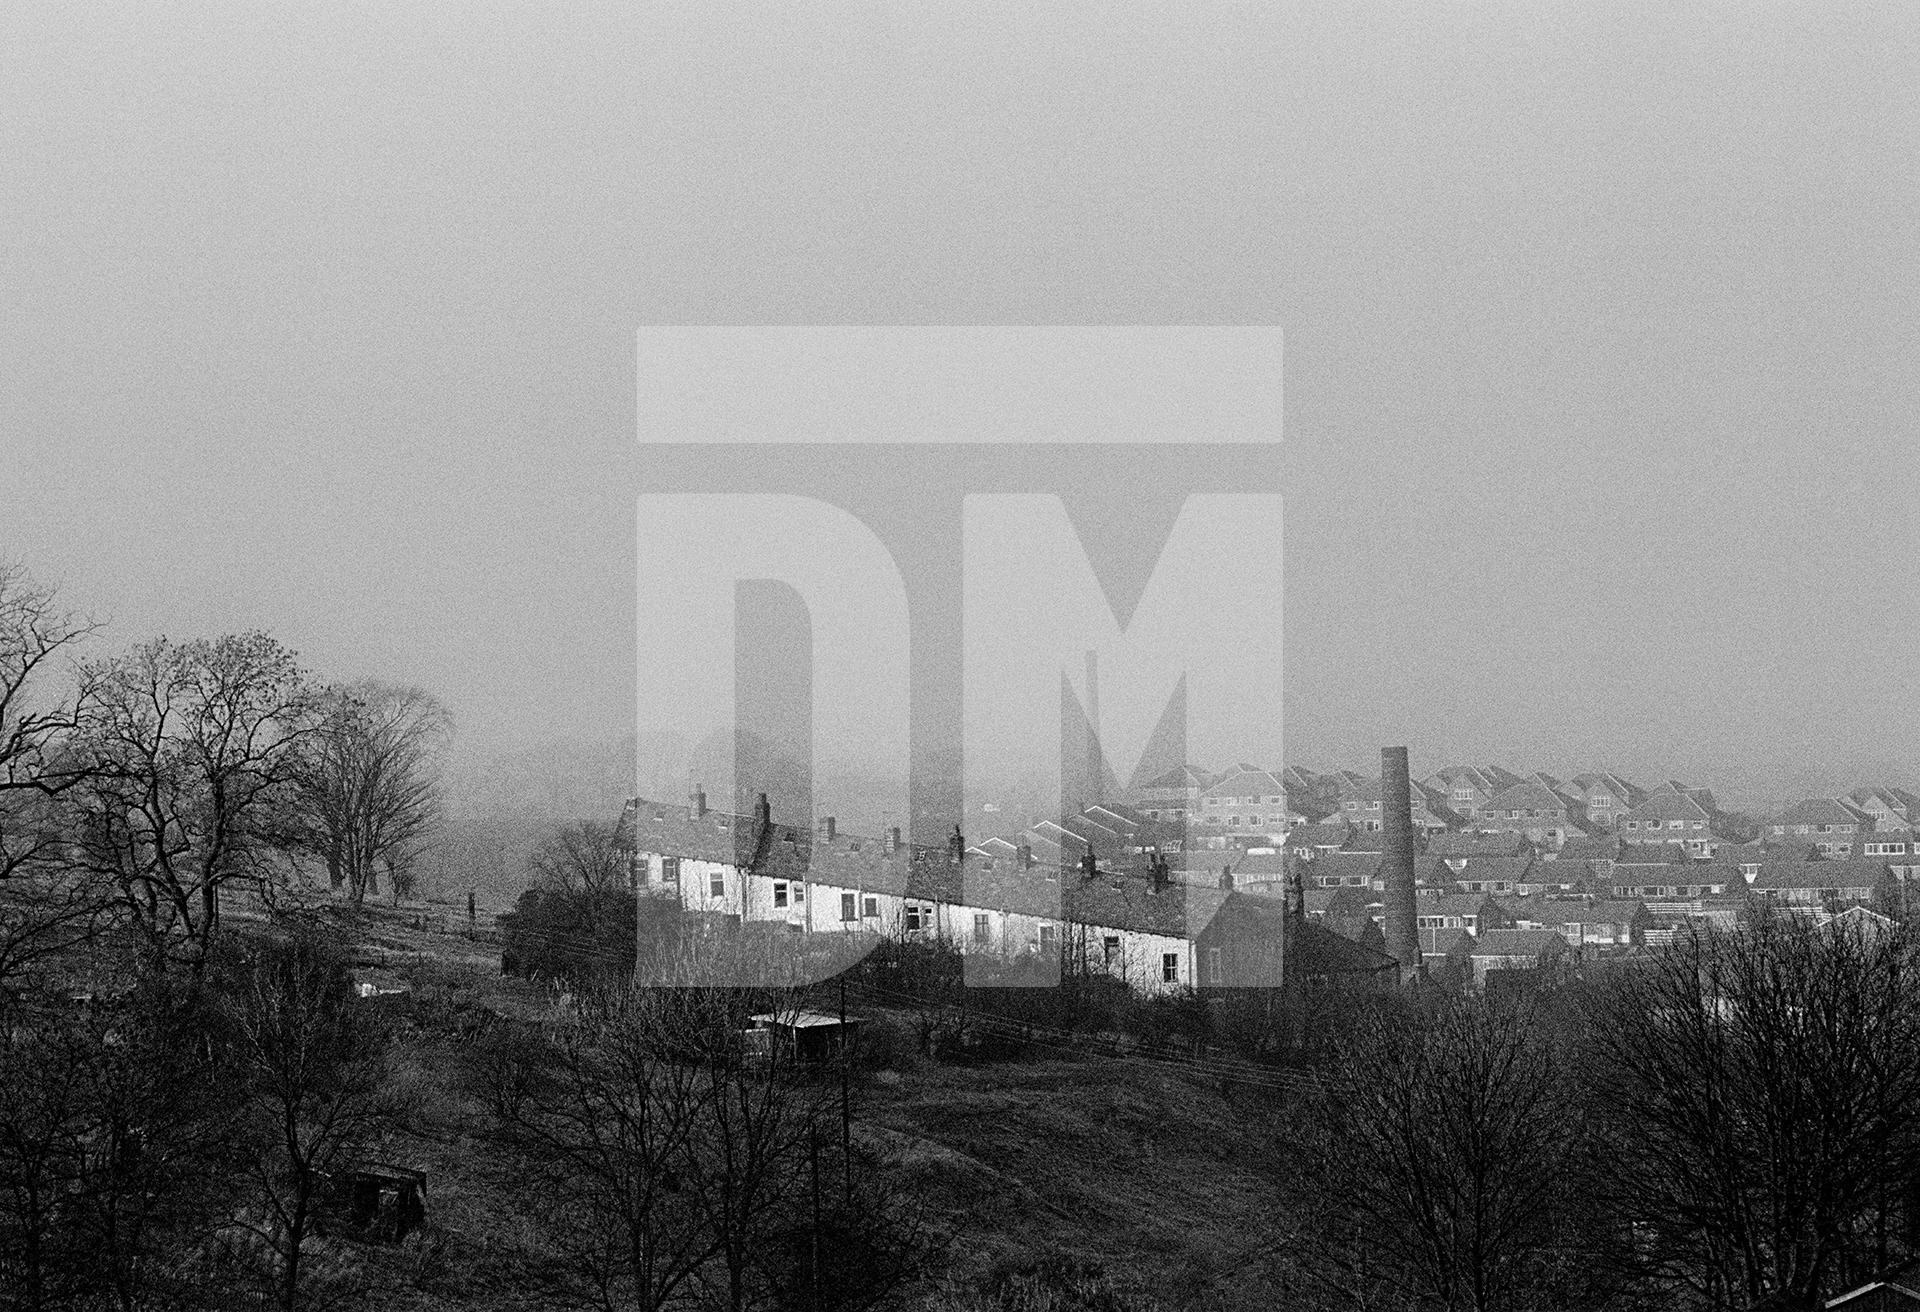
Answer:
618, 792, 1306, 996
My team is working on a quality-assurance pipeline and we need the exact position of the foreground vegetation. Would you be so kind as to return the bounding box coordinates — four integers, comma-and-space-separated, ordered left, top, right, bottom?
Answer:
14, 561, 1920, 1310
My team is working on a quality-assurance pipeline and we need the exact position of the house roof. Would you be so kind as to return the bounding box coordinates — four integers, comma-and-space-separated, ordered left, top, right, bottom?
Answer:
1471, 929, 1568, 958
1751, 859, 1888, 892
1304, 852, 1385, 883
1290, 920, 1398, 977
1448, 855, 1539, 883
1200, 769, 1287, 801
1283, 821, 1354, 848
625, 797, 1239, 939
1428, 831, 1530, 859
1613, 842, 1694, 866
1771, 797, 1875, 829
1482, 781, 1580, 814
1136, 764, 1213, 791
1427, 765, 1500, 793
1420, 926, 1473, 956
1623, 791, 1714, 823
1419, 892, 1502, 916
1553, 835, 1622, 861
1569, 772, 1644, 805
1527, 858, 1593, 885
1504, 898, 1648, 928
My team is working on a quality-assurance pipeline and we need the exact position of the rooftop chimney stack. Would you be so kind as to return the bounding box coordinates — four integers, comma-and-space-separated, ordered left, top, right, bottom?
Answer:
1017, 842, 1033, 870
1381, 746, 1421, 983
756, 792, 771, 828
818, 816, 836, 843
694, 785, 709, 819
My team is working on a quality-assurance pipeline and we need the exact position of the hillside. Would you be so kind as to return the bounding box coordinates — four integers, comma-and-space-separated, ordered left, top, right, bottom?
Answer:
330, 906, 1295, 1312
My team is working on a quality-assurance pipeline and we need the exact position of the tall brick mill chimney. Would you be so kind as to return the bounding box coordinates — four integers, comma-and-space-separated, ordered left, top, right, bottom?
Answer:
1381, 745, 1421, 983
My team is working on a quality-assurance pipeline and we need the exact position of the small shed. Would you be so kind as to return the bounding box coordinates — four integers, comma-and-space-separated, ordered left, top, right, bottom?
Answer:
745, 1011, 862, 1064
348, 1165, 428, 1244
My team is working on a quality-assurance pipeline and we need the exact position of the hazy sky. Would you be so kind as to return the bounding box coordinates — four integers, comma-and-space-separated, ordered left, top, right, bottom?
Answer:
3, 2, 1917, 808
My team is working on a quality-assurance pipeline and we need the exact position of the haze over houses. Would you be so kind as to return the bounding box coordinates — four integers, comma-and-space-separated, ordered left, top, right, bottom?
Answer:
615, 753, 1920, 995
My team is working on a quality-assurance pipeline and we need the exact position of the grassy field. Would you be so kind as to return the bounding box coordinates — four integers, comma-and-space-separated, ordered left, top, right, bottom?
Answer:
321, 903, 1298, 1311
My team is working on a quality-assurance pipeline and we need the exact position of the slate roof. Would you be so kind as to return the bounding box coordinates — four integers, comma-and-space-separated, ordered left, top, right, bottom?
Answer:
1291, 921, 1398, 978
1771, 798, 1876, 829
1136, 764, 1213, 791
1283, 821, 1354, 850
1472, 929, 1569, 958
1553, 835, 1622, 862
625, 797, 1235, 939
1419, 927, 1473, 957
1428, 831, 1530, 859
1750, 859, 1887, 893
1418, 892, 1504, 918
1504, 898, 1648, 929
1200, 769, 1288, 802
1481, 781, 1581, 815
1304, 852, 1385, 884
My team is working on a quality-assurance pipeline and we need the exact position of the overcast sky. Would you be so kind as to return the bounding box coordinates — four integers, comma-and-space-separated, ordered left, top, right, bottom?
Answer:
3, 2, 1916, 808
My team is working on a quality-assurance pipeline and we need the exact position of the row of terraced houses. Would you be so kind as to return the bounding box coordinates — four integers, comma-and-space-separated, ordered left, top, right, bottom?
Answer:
616, 763, 1920, 996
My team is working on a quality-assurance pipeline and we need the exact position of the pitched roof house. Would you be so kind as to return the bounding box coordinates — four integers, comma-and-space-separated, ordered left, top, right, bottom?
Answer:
1749, 858, 1887, 911
1469, 929, 1569, 987
1766, 798, 1878, 856
1617, 787, 1721, 852
1195, 768, 1290, 838
1502, 897, 1650, 949
1563, 773, 1646, 829
1467, 782, 1594, 847
1846, 787, 1920, 834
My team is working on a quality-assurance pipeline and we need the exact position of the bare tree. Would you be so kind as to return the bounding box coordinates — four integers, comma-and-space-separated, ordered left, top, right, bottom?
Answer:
1283, 992, 1596, 1312
0, 978, 233, 1312
1586, 912, 1920, 1310
286, 682, 450, 907
480, 986, 929, 1312
530, 818, 629, 895
215, 924, 404, 1311
0, 563, 104, 982
479, 988, 720, 1311
69, 634, 320, 969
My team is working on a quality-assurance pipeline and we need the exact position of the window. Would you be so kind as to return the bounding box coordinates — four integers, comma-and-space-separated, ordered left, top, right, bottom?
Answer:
1669, 820, 1684, 831
862, 896, 879, 919
1508, 810, 1522, 819
773, 882, 788, 908
661, 856, 680, 884
793, 883, 804, 903
1103, 935, 1121, 965
1205, 947, 1223, 984
841, 893, 856, 922
709, 873, 725, 898
1039, 924, 1057, 951
904, 903, 925, 931
1161, 953, 1180, 984
973, 913, 990, 944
